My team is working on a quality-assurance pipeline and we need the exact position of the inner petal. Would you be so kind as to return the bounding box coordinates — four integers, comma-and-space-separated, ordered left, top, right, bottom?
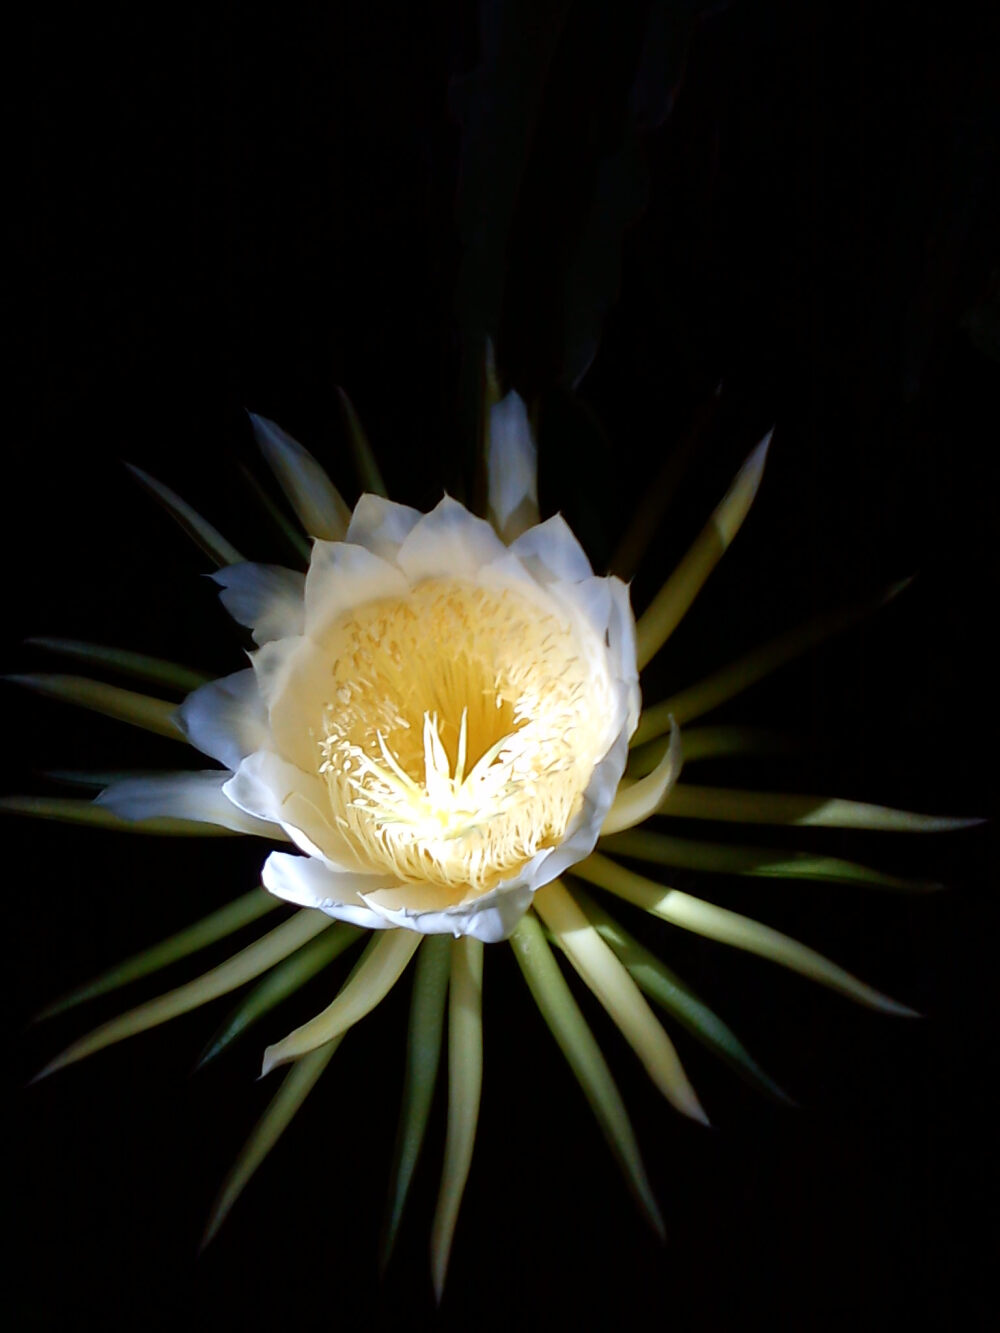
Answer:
311, 577, 615, 894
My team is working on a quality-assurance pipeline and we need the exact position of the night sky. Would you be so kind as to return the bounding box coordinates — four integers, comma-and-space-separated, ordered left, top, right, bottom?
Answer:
6, 4, 997, 1330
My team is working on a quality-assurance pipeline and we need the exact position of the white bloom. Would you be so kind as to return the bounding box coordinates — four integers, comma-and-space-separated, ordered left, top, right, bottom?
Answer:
13, 385, 963, 1298
146, 403, 638, 944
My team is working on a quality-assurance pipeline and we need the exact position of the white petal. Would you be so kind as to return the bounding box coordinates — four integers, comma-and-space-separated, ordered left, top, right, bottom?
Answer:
471, 550, 559, 608
346, 494, 422, 562
359, 881, 459, 915
249, 635, 304, 713
248, 635, 316, 768
96, 770, 285, 838
548, 575, 613, 645
524, 723, 632, 887
210, 564, 305, 645
262, 851, 397, 930
607, 575, 641, 732
250, 413, 352, 540
249, 636, 336, 774
395, 496, 507, 581
508, 514, 594, 584
362, 880, 535, 944
304, 541, 410, 639
487, 390, 538, 541
175, 670, 270, 771
223, 750, 366, 871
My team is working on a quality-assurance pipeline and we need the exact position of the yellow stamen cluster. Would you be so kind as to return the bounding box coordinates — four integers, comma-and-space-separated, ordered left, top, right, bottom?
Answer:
316, 578, 613, 893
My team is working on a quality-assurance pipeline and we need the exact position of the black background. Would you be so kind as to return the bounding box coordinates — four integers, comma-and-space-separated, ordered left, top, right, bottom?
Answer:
5, 3, 997, 1330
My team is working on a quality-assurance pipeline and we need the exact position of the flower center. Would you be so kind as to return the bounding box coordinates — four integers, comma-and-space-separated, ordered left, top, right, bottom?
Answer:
315, 578, 613, 893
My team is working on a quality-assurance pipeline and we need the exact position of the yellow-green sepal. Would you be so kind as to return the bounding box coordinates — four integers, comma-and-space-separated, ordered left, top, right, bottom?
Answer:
197, 921, 364, 1067
380, 934, 451, 1274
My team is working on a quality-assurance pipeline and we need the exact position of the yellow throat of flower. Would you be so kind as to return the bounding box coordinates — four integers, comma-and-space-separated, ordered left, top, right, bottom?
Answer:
315, 577, 614, 893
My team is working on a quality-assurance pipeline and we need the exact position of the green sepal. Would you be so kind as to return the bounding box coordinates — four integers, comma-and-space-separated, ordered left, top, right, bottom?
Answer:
572, 887, 794, 1106
628, 726, 797, 775
575, 853, 918, 1016
661, 783, 981, 832
379, 934, 450, 1274
431, 936, 484, 1302
509, 911, 664, 1240
125, 462, 243, 567
25, 638, 209, 695
600, 828, 943, 893
197, 921, 363, 1067
201, 933, 377, 1247
337, 386, 387, 497
238, 462, 312, 565
34, 910, 331, 1078
633, 579, 912, 743
34, 887, 281, 1022
0, 794, 237, 838
2, 674, 182, 740
201, 1042, 341, 1250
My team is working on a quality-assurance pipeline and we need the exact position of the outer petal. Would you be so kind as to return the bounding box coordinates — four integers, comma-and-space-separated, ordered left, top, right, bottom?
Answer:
210, 564, 305, 645
223, 750, 367, 871
487, 390, 538, 542
304, 542, 410, 639
175, 670, 270, 771
362, 880, 534, 944
346, 494, 422, 562
249, 635, 305, 714
250, 413, 351, 540
548, 575, 614, 649
607, 576, 641, 733
519, 717, 632, 886
96, 770, 287, 838
508, 514, 594, 584
477, 554, 620, 702
472, 550, 566, 613
395, 496, 507, 581
262, 850, 398, 930
249, 636, 329, 773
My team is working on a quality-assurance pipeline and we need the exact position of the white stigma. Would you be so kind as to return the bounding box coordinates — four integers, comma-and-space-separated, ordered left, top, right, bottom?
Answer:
314, 578, 615, 894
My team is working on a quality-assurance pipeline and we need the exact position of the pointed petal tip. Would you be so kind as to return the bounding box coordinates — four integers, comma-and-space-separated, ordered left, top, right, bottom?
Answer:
686, 1098, 711, 1128
30, 995, 72, 1024
28, 1054, 65, 1085
640, 1188, 667, 1242
747, 427, 773, 472
883, 575, 916, 603
772, 1088, 800, 1110
192, 1046, 214, 1073
865, 990, 922, 1019
198, 1217, 221, 1256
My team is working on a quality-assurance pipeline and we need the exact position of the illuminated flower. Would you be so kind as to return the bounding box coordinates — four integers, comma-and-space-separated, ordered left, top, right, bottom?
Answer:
4, 389, 974, 1297
184, 501, 639, 945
